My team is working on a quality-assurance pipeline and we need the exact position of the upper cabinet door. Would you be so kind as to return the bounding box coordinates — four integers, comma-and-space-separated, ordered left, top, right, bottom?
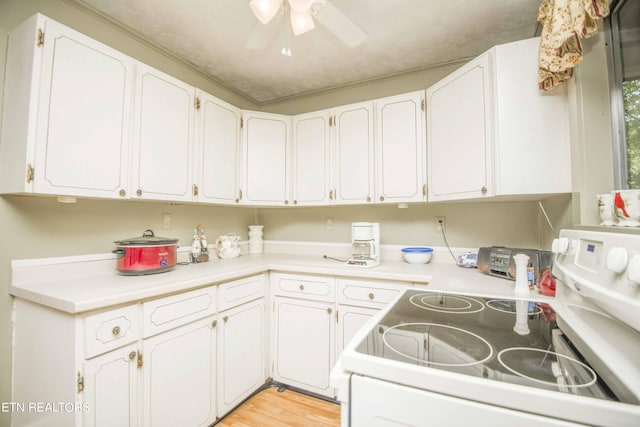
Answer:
375, 91, 426, 204
131, 64, 195, 202
333, 101, 375, 205
25, 18, 134, 198
426, 54, 493, 201
291, 111, 332, 206
195, 92, 242, 204
241, 111, 291, 206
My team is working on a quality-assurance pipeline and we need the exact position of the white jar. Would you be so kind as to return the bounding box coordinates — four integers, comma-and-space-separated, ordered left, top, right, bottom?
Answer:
248, 225, 264, 254
513, 253, 530, 296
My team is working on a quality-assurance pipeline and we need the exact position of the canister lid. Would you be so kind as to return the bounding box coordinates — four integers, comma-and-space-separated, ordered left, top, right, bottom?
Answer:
114, 229, 178, 245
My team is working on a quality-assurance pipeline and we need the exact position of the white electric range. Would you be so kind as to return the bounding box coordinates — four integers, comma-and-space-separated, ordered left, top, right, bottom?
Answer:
337, 229, 640, 426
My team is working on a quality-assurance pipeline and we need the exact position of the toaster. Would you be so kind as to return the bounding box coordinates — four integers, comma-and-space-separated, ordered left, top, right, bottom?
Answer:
477, 246, 553, 287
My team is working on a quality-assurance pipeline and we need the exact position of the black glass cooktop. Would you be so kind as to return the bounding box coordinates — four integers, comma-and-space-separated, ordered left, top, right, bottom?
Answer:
354, 289, 617, 401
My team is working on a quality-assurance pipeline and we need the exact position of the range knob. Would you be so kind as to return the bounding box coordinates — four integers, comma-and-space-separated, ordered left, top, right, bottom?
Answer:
551, 237, 570, 254
606, 247, 628, 274
627, 255, 640, 285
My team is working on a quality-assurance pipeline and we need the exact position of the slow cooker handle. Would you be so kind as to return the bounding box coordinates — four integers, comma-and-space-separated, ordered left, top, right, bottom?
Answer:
143, 229, 155, 237
112, 249, 126, 259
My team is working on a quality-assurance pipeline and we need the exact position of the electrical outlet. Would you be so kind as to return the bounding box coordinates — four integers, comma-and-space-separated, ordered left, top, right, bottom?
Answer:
435, 216, 446, 232
161, 213, 171, 229
326, 217, 334, 231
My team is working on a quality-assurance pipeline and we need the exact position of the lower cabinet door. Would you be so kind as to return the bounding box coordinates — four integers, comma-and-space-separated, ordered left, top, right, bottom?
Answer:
142, 316, 217, 427
273, 297, 336, 397
217, 298, 265, 417
337, 305, 379, 355
83, 342, 139, 427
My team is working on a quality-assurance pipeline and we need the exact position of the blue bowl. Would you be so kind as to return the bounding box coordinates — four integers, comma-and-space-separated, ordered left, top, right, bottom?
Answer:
401, 247, 433, 263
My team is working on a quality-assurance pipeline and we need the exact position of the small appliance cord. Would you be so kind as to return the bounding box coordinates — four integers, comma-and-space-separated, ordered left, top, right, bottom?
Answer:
439, 223, 458, 263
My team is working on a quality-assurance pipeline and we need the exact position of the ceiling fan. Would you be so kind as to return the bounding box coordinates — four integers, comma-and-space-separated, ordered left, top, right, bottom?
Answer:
247, 0, 367, 50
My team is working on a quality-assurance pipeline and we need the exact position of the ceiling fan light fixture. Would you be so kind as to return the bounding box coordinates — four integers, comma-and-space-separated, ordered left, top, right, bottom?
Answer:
290, 8, 315, 36
250, 0, 282, 25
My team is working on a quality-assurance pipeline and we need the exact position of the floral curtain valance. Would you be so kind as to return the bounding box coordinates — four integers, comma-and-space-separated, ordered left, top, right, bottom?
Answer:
538, 0, 610, 91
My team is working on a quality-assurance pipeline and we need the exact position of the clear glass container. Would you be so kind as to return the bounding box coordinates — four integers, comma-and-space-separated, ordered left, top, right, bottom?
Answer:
352, 241, 374, 259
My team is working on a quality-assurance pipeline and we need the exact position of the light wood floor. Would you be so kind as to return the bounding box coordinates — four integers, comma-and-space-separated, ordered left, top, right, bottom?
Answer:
215, 387, 341, 427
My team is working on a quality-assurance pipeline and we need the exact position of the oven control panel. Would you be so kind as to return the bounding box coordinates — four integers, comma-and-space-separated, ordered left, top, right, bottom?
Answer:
552, 229, 640, 333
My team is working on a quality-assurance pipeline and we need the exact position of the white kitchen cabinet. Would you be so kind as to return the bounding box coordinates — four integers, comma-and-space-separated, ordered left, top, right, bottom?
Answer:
272, 296, 336, 398
216, 275, 266, 417
131, 64, 195, 202
291, 110, 332, 206
374, 91, 426, 203
271, 272, 336, 397
217, 299, 265, 416
241, 110, 291, 205
426, 53, 492, 201
0, 14, 134, 199
195, 91, 242, 204
337, 305, 378, 355
426, 37, 570, 202
142, 316, 217, 427
332, 101, 375, 205
83, 343, 139, 427
336, 278, 410, 355
11, 284, 218, 427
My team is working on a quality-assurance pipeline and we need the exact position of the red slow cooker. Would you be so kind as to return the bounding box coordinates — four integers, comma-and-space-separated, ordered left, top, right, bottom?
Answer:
113, 229, 178, 275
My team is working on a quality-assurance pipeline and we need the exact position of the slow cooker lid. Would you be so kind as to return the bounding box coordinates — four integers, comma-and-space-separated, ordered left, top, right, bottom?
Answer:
114, 229, 178, 245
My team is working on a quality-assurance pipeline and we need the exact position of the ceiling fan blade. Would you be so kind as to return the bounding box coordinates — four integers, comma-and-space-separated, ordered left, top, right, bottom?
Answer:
314, 1, 367, 48
245, 12, 284, 49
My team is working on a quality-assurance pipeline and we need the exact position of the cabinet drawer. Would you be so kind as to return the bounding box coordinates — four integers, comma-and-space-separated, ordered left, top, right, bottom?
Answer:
271, 273, 335, 302
337, 279, 407, 308
142, 286, 217, 338
217, 275, 265, 312
84, 304, 139, 359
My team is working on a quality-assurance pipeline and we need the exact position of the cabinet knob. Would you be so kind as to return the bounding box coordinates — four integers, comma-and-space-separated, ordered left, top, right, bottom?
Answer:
136, 189, 142, 197
223, 316, 228, 323
366, 196, 371, 202
293, 200, 298, 205
379, 196, 384, 202
327, 307, 332, 314
119, 189, 126, 197
284, 200, 289, 205
211, 320, 217, 328
112, 326, 121, 336
299, 284, 305, 291
368, 293, 375, 300
481, 186, 487, 194
128, 351, 136, 361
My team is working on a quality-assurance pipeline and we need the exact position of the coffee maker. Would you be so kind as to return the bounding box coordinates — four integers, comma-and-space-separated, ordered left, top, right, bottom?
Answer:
347, 222, 380, 268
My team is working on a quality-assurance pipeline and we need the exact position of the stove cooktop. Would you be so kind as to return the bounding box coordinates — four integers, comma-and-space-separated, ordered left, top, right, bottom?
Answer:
354, 289, 619, 402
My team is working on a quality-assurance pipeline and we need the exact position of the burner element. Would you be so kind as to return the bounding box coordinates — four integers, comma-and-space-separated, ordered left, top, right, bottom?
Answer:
382, 322, 494, 367
497, 348, 598, 389
486, 299, 543, 315
409, 293, 485, 314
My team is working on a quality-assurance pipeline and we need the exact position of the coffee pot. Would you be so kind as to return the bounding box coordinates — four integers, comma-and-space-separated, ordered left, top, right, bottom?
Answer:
347, 222, 380, 268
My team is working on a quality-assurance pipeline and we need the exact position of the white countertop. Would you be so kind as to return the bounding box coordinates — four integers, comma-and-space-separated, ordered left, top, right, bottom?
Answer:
10, 245, 553, 314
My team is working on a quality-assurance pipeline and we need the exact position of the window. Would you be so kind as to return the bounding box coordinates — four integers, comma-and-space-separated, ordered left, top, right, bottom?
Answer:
609, 0, 640, 189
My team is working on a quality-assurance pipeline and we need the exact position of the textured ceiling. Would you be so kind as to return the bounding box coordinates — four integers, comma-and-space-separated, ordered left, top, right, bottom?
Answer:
72, 0, 541, 104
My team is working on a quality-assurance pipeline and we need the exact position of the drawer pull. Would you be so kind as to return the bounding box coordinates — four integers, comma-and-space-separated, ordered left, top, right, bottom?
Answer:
299, 284, 304, 291
327, 307, 332, 314
211, 320, 217, 328
223, 316, 228, 323
368, 293, 375, 300
129, 351, 136, 361
112, 326, 121, 336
